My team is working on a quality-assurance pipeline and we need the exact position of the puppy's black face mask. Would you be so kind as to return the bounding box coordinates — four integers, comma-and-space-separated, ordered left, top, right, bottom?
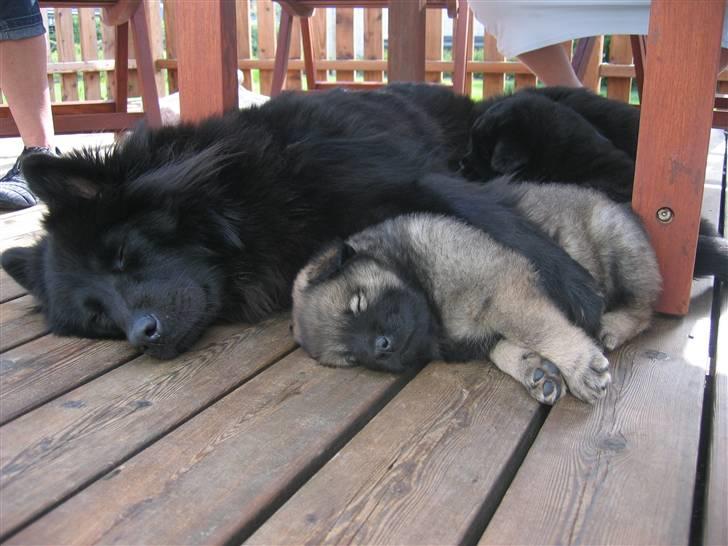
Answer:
293, 240, 439, 373
339, 285, 437, 373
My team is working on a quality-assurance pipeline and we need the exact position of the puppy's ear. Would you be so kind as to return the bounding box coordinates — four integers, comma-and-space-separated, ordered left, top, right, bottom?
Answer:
1, 241, 48, 297
22, 153, 102, 210
307, 240, 357, 285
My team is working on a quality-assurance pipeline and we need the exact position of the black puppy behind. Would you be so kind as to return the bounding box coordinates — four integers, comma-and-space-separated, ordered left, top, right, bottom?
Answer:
2, 86, 604, 359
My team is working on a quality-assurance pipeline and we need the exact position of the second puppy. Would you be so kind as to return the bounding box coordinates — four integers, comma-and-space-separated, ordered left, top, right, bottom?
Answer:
292, 180, 664, 405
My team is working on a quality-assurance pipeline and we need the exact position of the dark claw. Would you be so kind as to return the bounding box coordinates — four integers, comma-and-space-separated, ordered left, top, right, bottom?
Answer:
533, 368, 545, 382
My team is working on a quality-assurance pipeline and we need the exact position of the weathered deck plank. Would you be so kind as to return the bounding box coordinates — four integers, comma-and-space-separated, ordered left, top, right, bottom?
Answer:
0, 231, 45, 253
0, 336, 137, 425
0, 318, 294, 540
0, 269, 25, 303
478, 128, 724, 546
6, 351, 409, 545
705, 281, 726, 546
0, 206, 43, 301
0, 131, 724, 546
0, 206, 45, 253
479, 279, 713, 546
0, 295, 48, 352
247, 361, 544, 546
0, 205, 45, 241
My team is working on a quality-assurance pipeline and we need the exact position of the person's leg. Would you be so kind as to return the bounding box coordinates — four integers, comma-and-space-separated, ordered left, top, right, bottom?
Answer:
517, 43, 583, 87
0, 33, 54, 148
0, 0, 56, 209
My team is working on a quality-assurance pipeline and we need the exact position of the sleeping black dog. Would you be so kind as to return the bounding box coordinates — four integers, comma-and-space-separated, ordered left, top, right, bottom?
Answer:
2, 84, 724, 358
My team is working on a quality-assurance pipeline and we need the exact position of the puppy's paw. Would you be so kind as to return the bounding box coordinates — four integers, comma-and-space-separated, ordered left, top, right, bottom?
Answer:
600, 330, 620, 352
522, 352, 567, 406
566, 349, 611, 404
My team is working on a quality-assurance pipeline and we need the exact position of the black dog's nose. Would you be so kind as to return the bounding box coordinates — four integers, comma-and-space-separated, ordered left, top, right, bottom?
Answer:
375, 335, 392, 357
129, 313, 162, 348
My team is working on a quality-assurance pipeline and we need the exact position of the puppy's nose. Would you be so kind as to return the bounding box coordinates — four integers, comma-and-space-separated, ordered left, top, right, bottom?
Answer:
374, 335, 393, 357
129, 313, 162, 348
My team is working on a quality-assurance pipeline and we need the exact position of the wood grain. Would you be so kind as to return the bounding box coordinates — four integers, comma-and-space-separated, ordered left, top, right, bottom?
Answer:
364, 8, 383, 82
704, 137, 726, 545
100, 16, 117, 98
0, 270, 25, 303
480, 276, 714, 545
287, 18, 303, 90
7, 350, 410, 545
248, 361, 543, 545
514, 73, 536, 91
388, 0, 426, 83
143, 0, 166, 97
462, 9, 474, 95
0, 317, 294, 539
176, 0, 238, 122
129, 1, 162, 126
0, 336, 137, 426
0, 231, 44, 253
162, 0, 178, 92
335, 8, 354, 83
632, 0, 723, 314
0, 295, 48, 352
312, 8, 328, 83
56, 8, 79, 101
580, 36, 603, 91
483, 33, 504, 98
425, 8, 442, 84
78, 8, 102, 101
606, 35, 633, 103
256, 0, 276, 95
236, 0, 253, 90
0, 206, 45, 242
705, 282, 727, 546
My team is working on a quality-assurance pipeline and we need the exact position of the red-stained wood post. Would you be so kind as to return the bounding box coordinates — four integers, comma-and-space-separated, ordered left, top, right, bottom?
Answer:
175, 0, 238, 123
387, 0, 426, 83
632, 0, 723, 315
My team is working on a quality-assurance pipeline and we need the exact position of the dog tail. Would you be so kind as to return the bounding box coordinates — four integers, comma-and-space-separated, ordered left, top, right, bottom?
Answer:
695, 219, 728, 281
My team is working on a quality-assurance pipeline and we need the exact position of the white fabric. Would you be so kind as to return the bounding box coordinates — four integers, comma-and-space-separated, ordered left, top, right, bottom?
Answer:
468, 0, 728, 58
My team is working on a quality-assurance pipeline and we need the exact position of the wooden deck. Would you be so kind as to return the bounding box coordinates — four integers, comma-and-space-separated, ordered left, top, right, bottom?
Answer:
0, 132, 726, 545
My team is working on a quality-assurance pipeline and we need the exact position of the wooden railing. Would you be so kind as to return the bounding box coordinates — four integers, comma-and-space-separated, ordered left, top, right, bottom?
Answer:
6, 0, 719, 107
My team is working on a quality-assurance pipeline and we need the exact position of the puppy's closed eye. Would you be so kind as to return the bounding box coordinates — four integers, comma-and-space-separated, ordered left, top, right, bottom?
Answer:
349, 292, 367, 314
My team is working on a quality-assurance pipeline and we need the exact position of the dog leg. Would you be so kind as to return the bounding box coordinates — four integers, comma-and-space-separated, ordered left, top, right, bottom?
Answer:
492, 296, 611, 404
489, 339, 567, 405
599, 306, 653, 351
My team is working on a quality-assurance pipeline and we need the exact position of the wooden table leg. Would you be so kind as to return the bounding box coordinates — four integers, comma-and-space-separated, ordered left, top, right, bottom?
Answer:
175, 0, 238, 123
632, 0, 723, 315
387, 0, 426, 83
130, 1, 162, 127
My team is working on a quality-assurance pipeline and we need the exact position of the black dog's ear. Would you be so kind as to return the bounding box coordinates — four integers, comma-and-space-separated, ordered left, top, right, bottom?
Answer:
1, 242, 47, 296
307, 239, 357, 285
22, 153, 102, 209
490, 136, 529, 175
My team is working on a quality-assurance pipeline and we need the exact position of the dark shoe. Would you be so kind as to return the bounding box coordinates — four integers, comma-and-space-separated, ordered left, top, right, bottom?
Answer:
0, 146, 57, 210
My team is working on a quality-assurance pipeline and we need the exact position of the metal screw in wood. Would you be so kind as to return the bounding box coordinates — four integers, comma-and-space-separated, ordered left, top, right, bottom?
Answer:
656, 207, 674, 223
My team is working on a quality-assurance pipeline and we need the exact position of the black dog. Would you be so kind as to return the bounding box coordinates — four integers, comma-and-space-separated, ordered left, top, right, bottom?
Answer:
3, 84, 724, 358
452, 85, 727, 277
2, 85, 605, 358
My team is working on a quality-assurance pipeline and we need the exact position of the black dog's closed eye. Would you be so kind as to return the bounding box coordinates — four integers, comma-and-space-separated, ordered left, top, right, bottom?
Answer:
113, 244, 126, 272
83, 298, 106, 321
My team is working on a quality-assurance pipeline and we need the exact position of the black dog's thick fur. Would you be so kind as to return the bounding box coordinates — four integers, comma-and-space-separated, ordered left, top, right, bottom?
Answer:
2, 84, 725, 358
